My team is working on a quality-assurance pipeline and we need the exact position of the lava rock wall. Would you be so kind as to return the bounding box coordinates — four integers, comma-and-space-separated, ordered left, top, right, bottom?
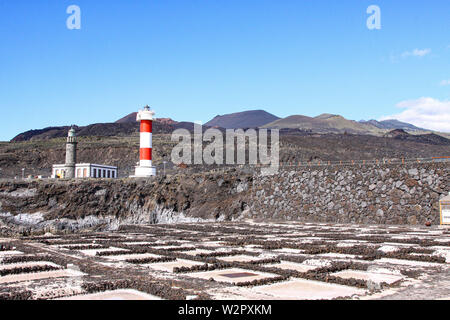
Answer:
250, 162, 449, 225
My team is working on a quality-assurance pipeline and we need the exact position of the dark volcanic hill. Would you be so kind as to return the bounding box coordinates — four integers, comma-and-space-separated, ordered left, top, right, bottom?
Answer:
384, 129, 410, 138
205, 110, 280, 129
262, 113, 438, 136
384, 129, 450, 145
11, 126, 72, 142
11, 123, 141, 142
262, 113, 383, 135
11, 120, 214, 142
115, 112, 138, 123
360, 119, 427, 131
115, 112, 178, 126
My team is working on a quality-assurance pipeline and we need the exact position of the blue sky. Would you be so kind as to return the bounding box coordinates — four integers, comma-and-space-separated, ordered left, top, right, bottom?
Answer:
0, 0, 449, 140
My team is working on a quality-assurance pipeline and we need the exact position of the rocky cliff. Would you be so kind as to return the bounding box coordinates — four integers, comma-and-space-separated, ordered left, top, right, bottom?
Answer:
0, 171, 251, 235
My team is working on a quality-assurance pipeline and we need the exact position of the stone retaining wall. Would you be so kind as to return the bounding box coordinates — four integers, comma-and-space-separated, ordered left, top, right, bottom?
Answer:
250, 163, 449, 225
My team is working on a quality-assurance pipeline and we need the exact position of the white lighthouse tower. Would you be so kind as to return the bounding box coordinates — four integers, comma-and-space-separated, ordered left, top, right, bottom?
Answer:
133, 105, 156, 177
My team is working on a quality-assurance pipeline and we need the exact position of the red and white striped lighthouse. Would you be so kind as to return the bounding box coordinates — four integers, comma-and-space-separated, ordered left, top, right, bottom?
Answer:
134, 105, 156, 177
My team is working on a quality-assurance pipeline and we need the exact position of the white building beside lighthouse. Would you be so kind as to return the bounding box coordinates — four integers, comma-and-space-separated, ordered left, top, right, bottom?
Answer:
51, 127, 118, 179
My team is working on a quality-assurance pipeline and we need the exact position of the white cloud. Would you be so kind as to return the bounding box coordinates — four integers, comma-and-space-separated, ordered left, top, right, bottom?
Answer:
440, 79, 450, 86
380, 97, 450, 132
401, 48, 431, 58
389, 48, 432, 63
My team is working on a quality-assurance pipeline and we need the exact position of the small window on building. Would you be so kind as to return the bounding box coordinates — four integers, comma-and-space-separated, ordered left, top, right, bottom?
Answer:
83, 168, 87, 178
107, 170, 110, 178
93, 169, 97, 178
112, 171, 115, 178
77, 169, 81, 178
